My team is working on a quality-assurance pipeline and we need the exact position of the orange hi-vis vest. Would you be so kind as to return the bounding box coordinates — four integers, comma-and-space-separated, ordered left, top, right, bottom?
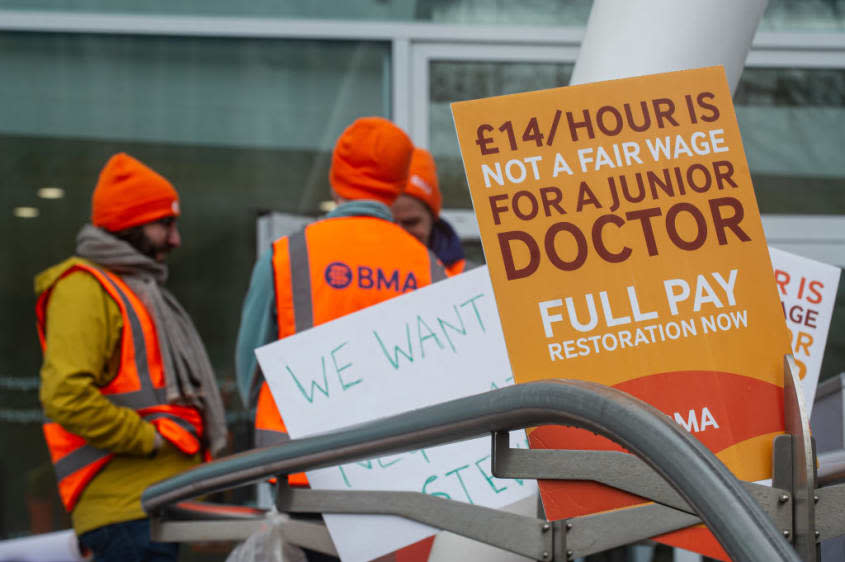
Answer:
445, 258, 467, 277
254, 216, 445, 485
36, 263, 205, 512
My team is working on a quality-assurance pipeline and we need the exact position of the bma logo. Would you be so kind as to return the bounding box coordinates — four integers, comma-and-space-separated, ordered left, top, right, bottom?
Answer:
324, 262, 353, 288
324, 262, 418, 292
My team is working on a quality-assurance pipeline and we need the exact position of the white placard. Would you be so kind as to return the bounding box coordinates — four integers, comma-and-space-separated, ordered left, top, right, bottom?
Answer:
769, 247, 841, 410
0, 530, 83, 562
256, 267, 536, 562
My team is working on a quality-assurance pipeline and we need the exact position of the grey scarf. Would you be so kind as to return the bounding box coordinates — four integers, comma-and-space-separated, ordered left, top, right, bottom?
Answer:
76, 224, 227, 457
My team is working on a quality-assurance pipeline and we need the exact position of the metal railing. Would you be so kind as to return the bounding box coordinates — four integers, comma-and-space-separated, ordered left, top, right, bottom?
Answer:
143, 379, 798, 561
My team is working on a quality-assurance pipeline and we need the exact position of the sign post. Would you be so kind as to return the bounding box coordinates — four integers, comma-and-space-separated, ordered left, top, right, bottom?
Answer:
452, 66, 792, 558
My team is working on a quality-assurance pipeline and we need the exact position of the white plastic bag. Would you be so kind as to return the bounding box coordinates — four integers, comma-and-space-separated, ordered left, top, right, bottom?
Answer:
226, 514, 306, 562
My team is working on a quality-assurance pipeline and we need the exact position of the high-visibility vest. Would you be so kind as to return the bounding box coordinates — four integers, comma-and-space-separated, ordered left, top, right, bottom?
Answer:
36, 263, 204, 512
445, 258, 467, 277
254, 216, 445, 485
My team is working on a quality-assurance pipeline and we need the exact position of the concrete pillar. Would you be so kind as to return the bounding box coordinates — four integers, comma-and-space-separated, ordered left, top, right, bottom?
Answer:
571, 0, 768, 94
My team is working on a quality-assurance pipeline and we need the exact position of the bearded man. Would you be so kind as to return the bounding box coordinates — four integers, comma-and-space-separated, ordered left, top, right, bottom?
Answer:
35, 153, 227, 561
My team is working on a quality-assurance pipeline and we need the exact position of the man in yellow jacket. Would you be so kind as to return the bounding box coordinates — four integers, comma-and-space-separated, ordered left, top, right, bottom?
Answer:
36, 153, 226, 561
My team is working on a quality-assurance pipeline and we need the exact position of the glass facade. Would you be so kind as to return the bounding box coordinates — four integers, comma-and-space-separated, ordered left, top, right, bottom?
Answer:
0, 2, 843, 555
736, 68, 845, 214
2, 0, 844, 30
0, 0, 594, 24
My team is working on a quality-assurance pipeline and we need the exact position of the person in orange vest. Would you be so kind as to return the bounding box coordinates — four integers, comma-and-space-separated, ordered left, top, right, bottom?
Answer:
236, 117, 445, 456
235, 117, 445, 561
235, 117, 445, 452
391, 148, 473, 276
35, 153, 227, 561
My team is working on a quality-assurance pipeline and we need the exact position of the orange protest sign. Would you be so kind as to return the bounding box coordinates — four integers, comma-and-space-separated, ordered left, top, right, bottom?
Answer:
451, 66, 791, 559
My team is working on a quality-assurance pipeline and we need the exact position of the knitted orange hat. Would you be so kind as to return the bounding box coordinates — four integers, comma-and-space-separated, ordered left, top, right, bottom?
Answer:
329, 117, 413, 206
404, 148, 441, 218
92, 153, 180, 232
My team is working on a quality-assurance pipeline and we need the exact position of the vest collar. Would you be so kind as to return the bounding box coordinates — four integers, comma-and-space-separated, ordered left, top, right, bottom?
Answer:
325, 200, 393, 222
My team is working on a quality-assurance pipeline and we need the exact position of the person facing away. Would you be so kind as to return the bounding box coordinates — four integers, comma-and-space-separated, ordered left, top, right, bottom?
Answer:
235, 117, 446, 481
35, 153, 227, 562
391, 147, 473, 276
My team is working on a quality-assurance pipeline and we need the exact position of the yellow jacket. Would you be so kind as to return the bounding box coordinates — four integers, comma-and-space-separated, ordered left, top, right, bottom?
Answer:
36, 257, 199, 535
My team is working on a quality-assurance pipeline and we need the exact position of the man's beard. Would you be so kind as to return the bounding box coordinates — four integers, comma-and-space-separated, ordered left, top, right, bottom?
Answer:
114, 226, 170, 262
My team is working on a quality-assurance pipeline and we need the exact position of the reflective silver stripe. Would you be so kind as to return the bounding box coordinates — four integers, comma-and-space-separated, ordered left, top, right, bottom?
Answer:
429, 251, 447, 283
255, 428, 290, 449
288, 231, 314, 332
96, 270, 158, 404
109, 387, 168, 409
248, 367, 263, 411
53, 445, 110, 480
143, 412, 200, 439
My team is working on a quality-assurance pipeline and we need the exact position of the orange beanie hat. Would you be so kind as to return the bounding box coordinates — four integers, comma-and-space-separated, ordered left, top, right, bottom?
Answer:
91, 153, 180, 232
329, 117, 413, 206
404, 148, 441, 218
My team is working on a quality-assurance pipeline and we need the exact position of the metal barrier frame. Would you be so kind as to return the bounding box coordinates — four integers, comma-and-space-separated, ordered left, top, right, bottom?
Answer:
144, 376, 802, 561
